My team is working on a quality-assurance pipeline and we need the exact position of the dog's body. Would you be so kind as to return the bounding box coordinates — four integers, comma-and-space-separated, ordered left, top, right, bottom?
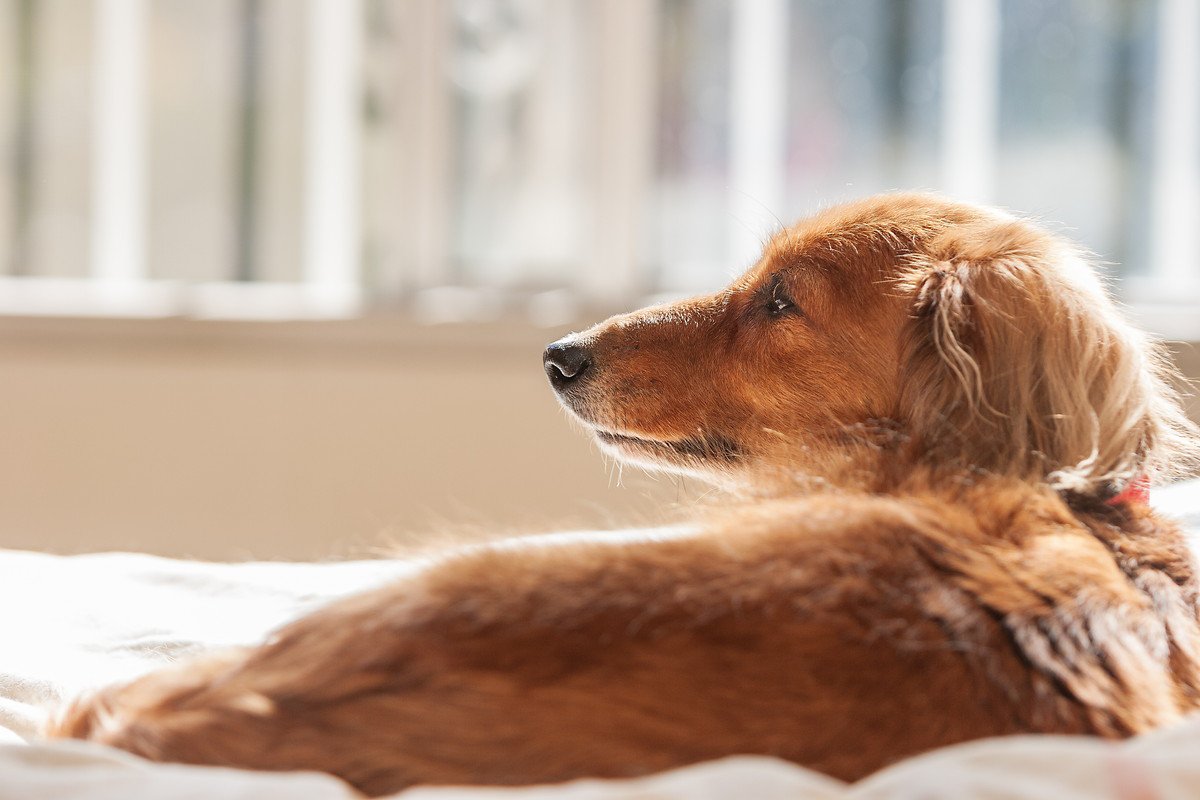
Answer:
51, 195, 1200, 795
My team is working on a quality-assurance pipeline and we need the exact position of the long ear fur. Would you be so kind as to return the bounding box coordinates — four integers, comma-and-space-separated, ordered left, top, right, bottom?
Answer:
898, 220, 1200, 498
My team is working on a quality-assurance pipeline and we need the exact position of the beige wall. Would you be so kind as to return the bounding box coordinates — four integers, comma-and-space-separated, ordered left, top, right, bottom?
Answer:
1, 317, 1197, 562
1174, 343, 1200, 425
1171, 343, 1200, 422
0, 317, 686, 561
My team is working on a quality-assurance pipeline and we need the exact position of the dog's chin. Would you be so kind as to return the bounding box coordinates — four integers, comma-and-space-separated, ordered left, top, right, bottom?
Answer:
555, 395, 744, 480
588, 428, 743, 482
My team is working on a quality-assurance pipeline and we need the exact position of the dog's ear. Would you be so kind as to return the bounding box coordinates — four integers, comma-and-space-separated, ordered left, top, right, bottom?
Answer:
897, 223, 1200, 498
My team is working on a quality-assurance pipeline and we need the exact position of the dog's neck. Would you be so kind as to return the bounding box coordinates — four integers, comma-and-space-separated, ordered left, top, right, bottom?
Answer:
722, 420, 1154, 515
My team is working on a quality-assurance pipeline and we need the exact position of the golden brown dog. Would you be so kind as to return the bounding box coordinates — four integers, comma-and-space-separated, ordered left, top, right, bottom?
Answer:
50, 194, 1200, 795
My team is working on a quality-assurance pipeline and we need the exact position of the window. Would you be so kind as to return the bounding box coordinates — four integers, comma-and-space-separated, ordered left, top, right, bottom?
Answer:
1, 0, 1197, 330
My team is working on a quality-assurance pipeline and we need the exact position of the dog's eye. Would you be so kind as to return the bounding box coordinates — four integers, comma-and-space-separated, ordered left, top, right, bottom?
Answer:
766, 294, 795, 317
759, 274, 803, 321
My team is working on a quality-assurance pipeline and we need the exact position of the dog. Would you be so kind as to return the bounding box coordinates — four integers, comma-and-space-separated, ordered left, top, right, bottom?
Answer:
50, 193, 1200, 795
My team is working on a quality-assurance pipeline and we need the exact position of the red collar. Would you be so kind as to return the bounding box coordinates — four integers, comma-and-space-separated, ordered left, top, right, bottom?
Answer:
1106, 473, 1150, 507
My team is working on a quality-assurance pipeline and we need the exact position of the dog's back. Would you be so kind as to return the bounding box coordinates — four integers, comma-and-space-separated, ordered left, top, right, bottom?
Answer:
51, 478, 1200, 792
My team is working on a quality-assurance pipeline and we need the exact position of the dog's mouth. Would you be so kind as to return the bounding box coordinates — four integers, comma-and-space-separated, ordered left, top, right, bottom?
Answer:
593, 429, 742, 464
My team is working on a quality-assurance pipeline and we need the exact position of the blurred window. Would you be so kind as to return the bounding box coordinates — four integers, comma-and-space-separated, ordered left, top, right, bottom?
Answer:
995, 0, 1156, 277
648, 0, 732, 291
0, 0, 1196, 324
450, 0, 594, 289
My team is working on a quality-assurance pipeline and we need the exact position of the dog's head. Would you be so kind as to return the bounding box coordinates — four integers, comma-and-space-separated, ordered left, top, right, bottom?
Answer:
545, 193, 1200, 498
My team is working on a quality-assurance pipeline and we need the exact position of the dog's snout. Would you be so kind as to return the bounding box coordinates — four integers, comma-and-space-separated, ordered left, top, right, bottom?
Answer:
543, 341, 593, 387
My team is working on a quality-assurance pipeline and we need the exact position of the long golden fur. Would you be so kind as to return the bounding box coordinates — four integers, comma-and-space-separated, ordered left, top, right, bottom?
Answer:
49, 194, 1200, 796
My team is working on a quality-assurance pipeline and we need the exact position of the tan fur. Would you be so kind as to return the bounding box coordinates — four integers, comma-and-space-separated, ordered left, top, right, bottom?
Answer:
49, 194, 1200, 796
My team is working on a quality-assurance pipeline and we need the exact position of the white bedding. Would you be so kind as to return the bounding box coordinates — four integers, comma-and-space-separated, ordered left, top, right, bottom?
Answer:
2, 481, 1199, 799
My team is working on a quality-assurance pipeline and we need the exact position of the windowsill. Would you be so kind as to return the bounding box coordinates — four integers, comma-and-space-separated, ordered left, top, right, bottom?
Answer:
0, 289, 1198, 361
4, 273, 1200, 342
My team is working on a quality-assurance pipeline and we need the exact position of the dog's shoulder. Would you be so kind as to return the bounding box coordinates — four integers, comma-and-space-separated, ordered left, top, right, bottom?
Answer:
897, 482, 1200, 732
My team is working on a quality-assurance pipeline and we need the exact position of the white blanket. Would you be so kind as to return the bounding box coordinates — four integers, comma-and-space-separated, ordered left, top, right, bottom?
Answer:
0, 550, 420, 743
2, 482, 1200, 799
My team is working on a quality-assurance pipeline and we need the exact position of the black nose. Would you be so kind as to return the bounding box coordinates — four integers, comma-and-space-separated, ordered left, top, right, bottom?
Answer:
543, 341, 593, 387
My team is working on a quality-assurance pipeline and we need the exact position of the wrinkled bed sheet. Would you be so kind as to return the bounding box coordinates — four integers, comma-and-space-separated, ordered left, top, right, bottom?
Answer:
2, 481, 1198, 799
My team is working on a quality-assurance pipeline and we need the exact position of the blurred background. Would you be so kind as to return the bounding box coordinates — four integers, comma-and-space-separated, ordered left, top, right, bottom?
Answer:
0, 0, 1198, 559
